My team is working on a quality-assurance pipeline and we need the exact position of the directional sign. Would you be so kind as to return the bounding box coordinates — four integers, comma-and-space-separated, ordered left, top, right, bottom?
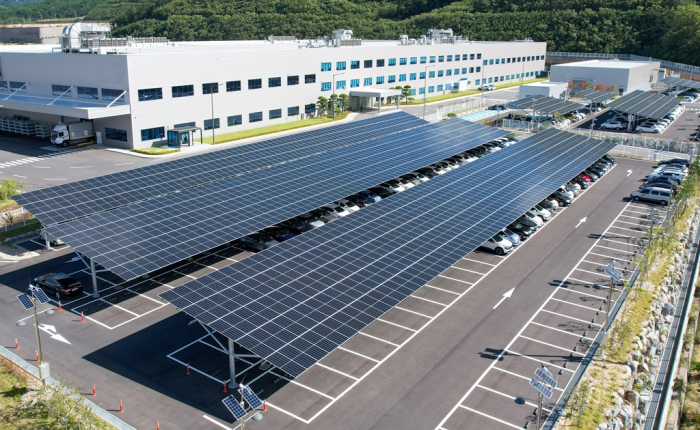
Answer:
605, 268, 621, 282
535, 368, 558, 389
610, 260, 622, 268
541, 366, 553, 379
38, 324, 71, 344
530, 378, 553, 399
606, 265, 623, 278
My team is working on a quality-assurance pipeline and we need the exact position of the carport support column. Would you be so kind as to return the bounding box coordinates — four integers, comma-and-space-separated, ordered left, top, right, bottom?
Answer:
90, 258, 99, 298
228, 338, 236, 388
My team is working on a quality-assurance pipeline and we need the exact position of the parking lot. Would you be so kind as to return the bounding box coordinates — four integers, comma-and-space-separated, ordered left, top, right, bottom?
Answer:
0, 152, 661, 429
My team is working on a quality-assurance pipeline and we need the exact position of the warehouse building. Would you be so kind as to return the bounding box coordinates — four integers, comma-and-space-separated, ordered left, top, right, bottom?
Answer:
550, 59, 662, 97
0, 24, 547, 149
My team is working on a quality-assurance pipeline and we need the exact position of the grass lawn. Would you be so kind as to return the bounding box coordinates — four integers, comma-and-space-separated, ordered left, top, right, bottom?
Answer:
130, 146, 180, 155
0, 221, 40, 241
198, 116, 338, 144
403, 77, 549, 105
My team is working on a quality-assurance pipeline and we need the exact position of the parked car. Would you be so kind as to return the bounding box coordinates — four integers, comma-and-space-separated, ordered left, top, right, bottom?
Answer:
658, 158, 689, 167
557, 187, 575, 199
280, 218, 315, 234
500, 228, 521, 247
320, 204, 350, 218
640, 182, 678, 195
572, 177, 590, 189
644, 177, 679, 188
344, 195, 367, 209
479, 84, 496, 91
518, 214, 540, 230
239, 233, 279, 251
368, 187, 394, 199
600, 121, 627, 130
395, 177, 416, 189
630, 187, 672, 205
551, 191, 573, 206
297, 212, 327, 227
532, 205, 552, 221
539, 197, 559, 212
587, 165, 606, 177
34, 273, 83, 299
262, 227, 296, 242
648, 171, 685, 182
508, 221, 534, 240
334, 199, 361, 213
403, 172, 430, 183
356, 190, 382, 203
310, 208, 339, 223
602, 154, 615, 164
488, 104, 507, 111
578, 173, 591, 182
636, 124, 663, 134
380, 180, 406, 192
480, 234, 513, 255
524, 210, 545, 226
583, 169, 600, 182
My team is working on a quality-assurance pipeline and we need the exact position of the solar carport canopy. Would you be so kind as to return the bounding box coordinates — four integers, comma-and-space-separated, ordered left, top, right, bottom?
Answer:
662, 76, 700, 90
508, 96, 584, 115
606, 90, 682, 121
47, 120, 508, 281
576, 89, 615, 104
14, 112, 425, 225
161, 129, 615, 377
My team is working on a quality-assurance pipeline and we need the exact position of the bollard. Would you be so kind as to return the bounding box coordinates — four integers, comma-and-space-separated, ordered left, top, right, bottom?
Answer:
157, 421, 160, 430
15, 338, 18, 349
223, 382, 227, 393
119, 399, 124, 413
92, 383, 96, 396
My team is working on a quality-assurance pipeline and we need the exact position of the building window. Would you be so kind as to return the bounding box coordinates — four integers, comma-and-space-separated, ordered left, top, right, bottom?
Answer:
500, 76, 504, 81
77, 86, 98, 99
364, 60, 373, 68
468, 54, 474, 60
410, 57, 417, 65
304, 104, 315, 114
446, 70, 452, 76
477, 53, 482, 59
140, 126, 165, 141
447, 55, 452, 62
495, 59, 500, 64
204, 118, 220, 130
351, 60, 360, 69
469, 67, 474, 73
9, 82, 26, 92
388, 58, 396, 66
437, 85, 443, 91
437, 70, 444, 77
336, 80, 346, 90
249, 112, 263, 123
438, 56, 445, 62
429, 71, 435, 78
0, 81, 7, 91
512, 57, 516, 63
419, 88, 425, 95
174, 122, 195, 128
172, 85, 194, 98
321, 62, 332, 72
105, 128, 127, 142
102, 88, 124, 102
269, 109, 282, 120
516, 73, 520, 78
288, 106, 299, 116
228, 115, 242, 126
399, 74, 406, 82
269, 77, 282, 87
226, 81, 242, 92
203, 83, 219, 94
410, 73, 417, 81
321, 82, 331, 92
400, 58, 407, 65
430, 56, 436, 63
420, 72, 426, 79
305, 74, 316, 84
507, 58, 511, 63
377, 59, 385, 67
410, 89, 416, 95
505, 75, 510, 80
248, 79, 262, 90
476, 66, 481, 73
475, 79, 481, 85
388, 75, 396, 83
517, 57, 521, 62
446, 83, 452, 90
428, 86, 435, 93
420, 56, 427, 64
52, 84, 71, 96
454, 69, 459, 75
376, 76, 384, 84
511, 74, 515, 79
488, 77, 493, 83
483, 60, 488, 66
351, 79, 360, 88
336, 61, 346, 70
527, 56, 531, 61
364, 77, 372, 86
489, 59, 494, 65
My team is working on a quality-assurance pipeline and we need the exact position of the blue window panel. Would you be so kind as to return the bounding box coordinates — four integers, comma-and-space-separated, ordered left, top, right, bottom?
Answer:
469, 67, 474, 73
351, 60, 360, 69
420, 72, 426, 79
447, 55, 452, 62
475, 79, 481, 85
446, 70, 452, 76
468, 54, 473, 60
410, 89, 416, 95
505, 75, 510, 80
511, 74, 515, 79
420, 56, 427, 64
477, 53, 482, 59
441, 70, 447, 77
419, 87, 425, 94
516, 73, 520, 78
336, 80, 346, 90
410, 73, 417, 81
376, 76, 385, 84
476, 66, 481, 73
364, 77, 372, 86
428, 86, 435, 93
495, 59, 500, 64
446, 83, 451, 90
429, 71, 435, 78
489, 59, 494, 65
321, 62, 332, 72
350, 79, 360, 88
321, 82, 331, 91
337, 61, 346, 70
399, 74, 406, 82
388, 75, 396, 83
410, 57, 417, 65
454, 69, 459, 75
437, 85, 443, 91
483, 60, 488, 66
488, 77, 493, 83
430, 56, 436, 63
388, 58, 396, 66
438, 56, 444, 62
400, 58, 407, 65
140, 127, 164, 141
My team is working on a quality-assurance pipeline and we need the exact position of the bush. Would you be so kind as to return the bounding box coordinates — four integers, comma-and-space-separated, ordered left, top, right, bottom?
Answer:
0, 179, 25, 201
447, 112, 457, 118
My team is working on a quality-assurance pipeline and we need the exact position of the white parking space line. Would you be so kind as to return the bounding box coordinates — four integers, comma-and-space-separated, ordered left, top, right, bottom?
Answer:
618, 214, 646, 220
337, 346, 381, 363
424, 284, 461, 295
588, 251, 632, 262
574, 267, 605, 276
476, 384, 552, 411
601, 238, 640, 248
102, 300, 140, 316
623, 209, 650, 215
377, 318, 418, 332
457, 406, 522, 430
615, 219, 646, 226
450, 266, 487, 276
593, 244, 635, 253
518, 335, 586, 356
504, 350, 575, 373
540, 309, 602, 325
462, 257, 497, 266
289, 379, 337, 400
357, 332, 401, 347
530, 321, 596, 341
410, 295, 449, 306
491, 366, 565, 391
315, 363, 360, 380
550, 297, 601, 311
557, 287, 611, 300
608, 225, 640, 232
437, 275, 474, 285
394, 306, 432, 319
581, 259, 607, 267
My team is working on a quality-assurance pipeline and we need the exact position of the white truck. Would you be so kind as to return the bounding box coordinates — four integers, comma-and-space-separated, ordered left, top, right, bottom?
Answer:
50, 121, 94, 147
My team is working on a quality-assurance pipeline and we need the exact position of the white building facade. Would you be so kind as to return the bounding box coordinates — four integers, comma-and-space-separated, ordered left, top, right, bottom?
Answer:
0, 30, 547, 149
550, 59, 661, 97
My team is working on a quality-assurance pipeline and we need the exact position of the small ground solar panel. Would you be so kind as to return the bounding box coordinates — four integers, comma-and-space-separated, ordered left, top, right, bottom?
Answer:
222, 395, 247, 420
530, 378, 553, 399
535, 367, 557, 389
17, 294, 35, 310
238, 385, 263, 409
30, 287, 50, 304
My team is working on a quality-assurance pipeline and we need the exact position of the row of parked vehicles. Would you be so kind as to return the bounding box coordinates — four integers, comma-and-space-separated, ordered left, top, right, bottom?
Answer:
630, 158, 689, 205
234, 135, 519, 252
601, 104, 685, 133
479, 154, 616, 255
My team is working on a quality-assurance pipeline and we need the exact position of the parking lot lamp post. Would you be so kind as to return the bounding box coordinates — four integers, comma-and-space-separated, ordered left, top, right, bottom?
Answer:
209, 83, 222, 144
332, 73, 345, 120
480, 65, 486, 107
589, 80, 597, 137
423, 65, 435, 120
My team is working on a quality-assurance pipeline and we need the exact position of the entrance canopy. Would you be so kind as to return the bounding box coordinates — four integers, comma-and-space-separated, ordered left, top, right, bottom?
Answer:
167, 126, 202, 147
349, 88, 402, 98
1, 94, 130, 119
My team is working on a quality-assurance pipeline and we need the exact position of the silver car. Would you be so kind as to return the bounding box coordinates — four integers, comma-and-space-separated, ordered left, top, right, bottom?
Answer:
630, 187, 671, 206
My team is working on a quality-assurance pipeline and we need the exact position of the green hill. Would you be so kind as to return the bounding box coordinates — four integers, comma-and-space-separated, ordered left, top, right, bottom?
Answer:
2, 0, 700, 66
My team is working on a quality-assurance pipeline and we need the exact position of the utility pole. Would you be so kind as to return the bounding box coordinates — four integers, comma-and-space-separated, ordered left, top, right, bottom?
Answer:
423, 65, 435, 120
332, 72, 345, 120
480, 64, 486, 107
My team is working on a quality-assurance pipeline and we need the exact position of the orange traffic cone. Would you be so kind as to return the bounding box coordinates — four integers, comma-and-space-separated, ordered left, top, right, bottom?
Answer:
263, 399, 267, 412
186, 363, 190, 375
119, 399, 124, 413
58, 301, 62, 311
92, 383, 96, 396
81, 311, 85, 322
156, 421, 160, 430
223, 382, 227, 393
35, 350, 39, 361
15, 338, 18, 349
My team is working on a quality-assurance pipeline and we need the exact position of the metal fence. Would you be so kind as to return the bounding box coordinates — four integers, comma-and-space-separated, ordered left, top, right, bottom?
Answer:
425, 98, 511, 123
547, 52, 700, 76
2, 207, 33, 231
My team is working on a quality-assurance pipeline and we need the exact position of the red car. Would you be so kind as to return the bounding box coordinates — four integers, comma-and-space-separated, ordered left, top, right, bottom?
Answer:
578, 173, 591, 182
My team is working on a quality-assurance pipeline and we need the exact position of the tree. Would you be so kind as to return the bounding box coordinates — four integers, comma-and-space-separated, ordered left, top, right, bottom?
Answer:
339, 93, 349, 112
606, 85, 616, 92
578, 81, 587, 90
568, 81, 575, 89
329, 94, 339, 115
316, 96, 328, 117
402, 85, 413, 102
595, 83, 607, 91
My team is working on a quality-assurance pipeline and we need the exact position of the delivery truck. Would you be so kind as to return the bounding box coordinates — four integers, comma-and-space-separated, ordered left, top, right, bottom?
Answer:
50, 121, 94, 146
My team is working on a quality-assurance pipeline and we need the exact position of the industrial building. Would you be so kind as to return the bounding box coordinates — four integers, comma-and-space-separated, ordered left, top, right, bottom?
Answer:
0, 24, 547, 149
550, 59, 662, 96
518, 81, 568, 99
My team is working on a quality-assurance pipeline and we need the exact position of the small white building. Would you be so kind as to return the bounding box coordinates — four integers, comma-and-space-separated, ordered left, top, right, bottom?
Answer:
550, 59, 661, 96
518, 81, 568, 99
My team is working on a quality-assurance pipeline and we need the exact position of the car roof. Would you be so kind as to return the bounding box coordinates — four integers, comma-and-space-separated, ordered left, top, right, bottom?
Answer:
39, 273, 69, 280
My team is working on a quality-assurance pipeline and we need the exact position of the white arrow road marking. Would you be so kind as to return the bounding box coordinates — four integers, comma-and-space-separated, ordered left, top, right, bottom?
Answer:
493, 288, 514, 309
627, 170, 633, 177
575, 217, 587, 228
39, 324, 71, 344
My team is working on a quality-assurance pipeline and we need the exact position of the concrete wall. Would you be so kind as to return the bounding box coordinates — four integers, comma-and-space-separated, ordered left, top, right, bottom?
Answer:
518, 82, 568, 99
0, 26, 64, 44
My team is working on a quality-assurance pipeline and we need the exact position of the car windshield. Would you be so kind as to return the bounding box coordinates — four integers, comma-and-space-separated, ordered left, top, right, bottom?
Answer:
492, 234, 504, 242
512, 222, 523, 229
272, 229, 290, 236
534, 205, 544, 211
56, 277, 77, 287
525, 212, 535, 218
503, 228, 515, 236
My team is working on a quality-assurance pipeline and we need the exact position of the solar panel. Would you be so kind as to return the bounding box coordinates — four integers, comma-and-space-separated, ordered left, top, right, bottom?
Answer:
606, 90, 682, 121
576, 89, 615, 104
661, 77, 700, 90
508, 96, 584, 115
47, 120, 508, 281
535, 367, 557, 389
30, 287, 50, 304
17, 294, 35, 310
161, 129, 615, 377
238, 385, 263, 409
222, 395, 247, 420
530, 378, 553, 399
15, 112, 426, 226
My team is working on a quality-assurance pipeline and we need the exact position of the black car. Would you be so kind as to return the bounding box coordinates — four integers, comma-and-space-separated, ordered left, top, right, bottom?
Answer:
658, 158, 689, 167
368, 187, 394, 199
345, 195, 367, 208
539, 198, 558, 211
588, 165, 605, 177
584, 169, 600, 182
508, 221, 534, 240
551, 191, 573, 206
640, 182, 678, 194
279, 219, 314, 235
34, 273, 83, 299
415, 168, 439, 179
309, 208, 337, 223
645, 176, 679, 187
238, 233, 279, 252
572, 177, 590, 189
488, 105, 507, 111
517, 215, 539, 230
262, 226, 296, 242
602, 154, 615, 164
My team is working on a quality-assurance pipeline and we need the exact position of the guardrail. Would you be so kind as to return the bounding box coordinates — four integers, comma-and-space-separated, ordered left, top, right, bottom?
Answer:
547, 52, 700, 76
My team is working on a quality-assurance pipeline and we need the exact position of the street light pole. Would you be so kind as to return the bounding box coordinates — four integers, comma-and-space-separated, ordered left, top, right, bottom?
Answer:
209, 83, 221, 145
333, 72, 345, 120
481, 64, 486, 107
423, 65, 435, 120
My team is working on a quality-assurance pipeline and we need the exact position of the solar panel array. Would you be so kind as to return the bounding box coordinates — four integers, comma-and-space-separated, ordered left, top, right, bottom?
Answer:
222, 395, 247, 420
662, 77, 700, 90
48, 120, 508, 281
161, 129, 615, 377
576, 89, 615, 104
606, 90, 682, 120
15, 112, 425, 225
508, 96, 584, 115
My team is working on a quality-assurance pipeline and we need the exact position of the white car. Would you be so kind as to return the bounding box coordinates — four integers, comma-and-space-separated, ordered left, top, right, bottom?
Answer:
479, 84, 496, 91
322, 204, 350, 217
334, 199, 360, 213
406, 172, 430, 183
480, 234, 513, 255
523, 210, 544, 227
652, 167, 686, 178
395, 177, 415, 189
380, 180, 406, 192
531, 205, 552, 221
648, 171, 685, 182
636, 124, 663, 133
296, 213, 326, 228
600, 121, 627, 130
558, 187, 575, 199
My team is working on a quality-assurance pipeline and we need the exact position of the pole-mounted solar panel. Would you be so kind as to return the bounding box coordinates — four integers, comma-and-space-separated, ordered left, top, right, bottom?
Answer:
238, 384, 263, 410
222, 395, 247, 420
17, 294, 35, 310
30, 286, 51, 304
